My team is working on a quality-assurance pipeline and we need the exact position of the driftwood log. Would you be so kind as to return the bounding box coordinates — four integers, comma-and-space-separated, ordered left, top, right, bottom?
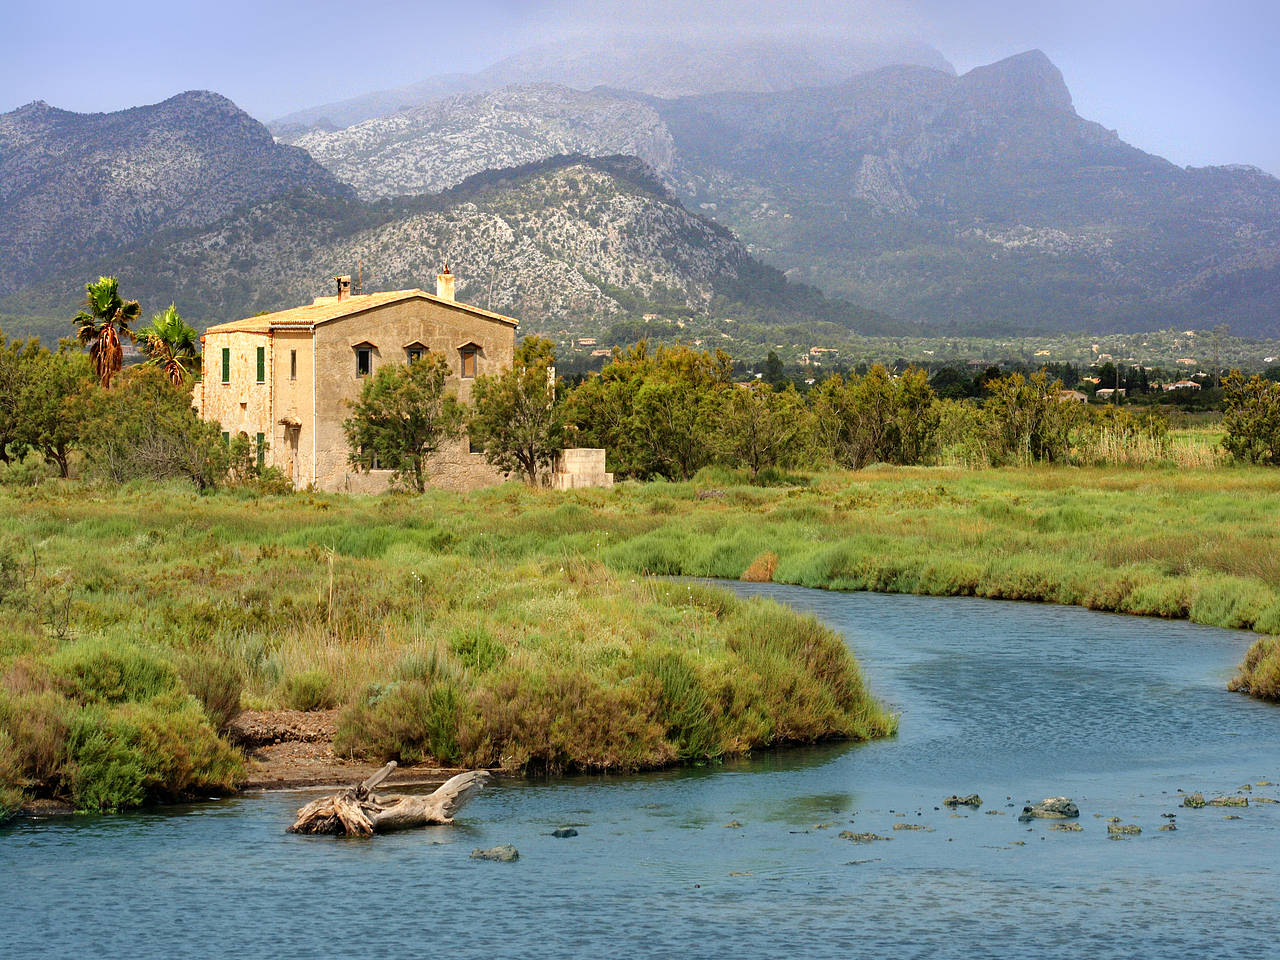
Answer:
288, 762, 490, 836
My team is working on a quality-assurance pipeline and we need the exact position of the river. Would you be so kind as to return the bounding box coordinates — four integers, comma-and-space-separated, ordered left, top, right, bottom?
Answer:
3, 586, 1277, 959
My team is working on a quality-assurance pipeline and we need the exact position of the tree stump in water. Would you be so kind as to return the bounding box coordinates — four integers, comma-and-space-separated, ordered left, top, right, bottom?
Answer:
287, 762, 491, 836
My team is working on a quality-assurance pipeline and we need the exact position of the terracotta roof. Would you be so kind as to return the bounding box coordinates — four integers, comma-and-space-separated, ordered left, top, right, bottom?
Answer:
203, 289, 518, 335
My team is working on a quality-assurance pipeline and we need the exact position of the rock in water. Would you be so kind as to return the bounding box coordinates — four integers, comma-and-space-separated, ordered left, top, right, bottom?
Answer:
471, 844, 519, 862
1107, 824, 1141, 836
1182, 793, 1206, 808
1050, 823, 1083, 832
1208, 796, 1249, 807
552, 828, 579, 838
1018, 797, 1080, 822
944, 794, 983, 808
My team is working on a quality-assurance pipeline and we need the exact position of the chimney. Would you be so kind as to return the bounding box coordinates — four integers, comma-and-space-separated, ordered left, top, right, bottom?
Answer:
334, 275, 352, 301
436, 264, 455, 301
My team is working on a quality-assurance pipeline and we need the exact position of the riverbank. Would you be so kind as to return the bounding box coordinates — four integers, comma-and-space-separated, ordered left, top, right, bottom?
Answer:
4, 464, 1278, 816
0, 482, 893, 815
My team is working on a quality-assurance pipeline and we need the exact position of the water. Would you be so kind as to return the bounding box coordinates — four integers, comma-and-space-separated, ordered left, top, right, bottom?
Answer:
3, 586, 1278, 959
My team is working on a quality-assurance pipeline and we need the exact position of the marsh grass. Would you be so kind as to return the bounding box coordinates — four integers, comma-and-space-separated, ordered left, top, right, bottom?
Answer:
4, 462, 1278, 809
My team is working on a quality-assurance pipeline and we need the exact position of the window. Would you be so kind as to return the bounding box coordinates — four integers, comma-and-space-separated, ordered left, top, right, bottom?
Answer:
255, 433, 265, 468
460, 346, 477, 379
290, 349, 297, 380
256, 346, 266, 383
222, 431, 230, 445
356, 347, 372, 377
221, 347, 230, 384
468, 434, 483, 455
407, 347, 423, 363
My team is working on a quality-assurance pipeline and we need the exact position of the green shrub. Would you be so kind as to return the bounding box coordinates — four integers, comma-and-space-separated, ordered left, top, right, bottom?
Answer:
460, 667, 671, 773
335, 679, 462, 764
0, 729, 25, 819
0, 689, 71, 789
66, 694, 241, 812
1229, 637, 1280, 701
178, 655, 243, 731
637, 650, 722, 761
51, 639, 179, 704
447, 628, 507, 674
281, 669, 337, 712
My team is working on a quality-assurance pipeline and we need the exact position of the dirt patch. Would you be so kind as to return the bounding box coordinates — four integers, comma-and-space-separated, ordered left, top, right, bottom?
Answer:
228, 710, 467, 792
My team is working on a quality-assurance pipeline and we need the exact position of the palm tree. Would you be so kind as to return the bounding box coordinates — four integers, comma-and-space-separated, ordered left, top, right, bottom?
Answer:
135, 303, 199, 385
74, 276, 141, 388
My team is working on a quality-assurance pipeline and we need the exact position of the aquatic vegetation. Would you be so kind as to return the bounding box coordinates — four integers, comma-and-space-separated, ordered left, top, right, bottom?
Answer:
1229, 637, 1280, 701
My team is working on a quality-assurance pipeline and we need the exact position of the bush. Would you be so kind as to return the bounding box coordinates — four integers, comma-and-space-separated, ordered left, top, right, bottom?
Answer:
178, 655, 243, 731
460, 667, 671, 773
281, 669, 337, 712
66, 694, 241, 812
74, 366, 230, 489
0, 689, 71, 789
1229, 637, 1280, 701
0, 730, 25, 819
637, 651, 722, 761
51, 639, 179, 704
335, 679, 462, 764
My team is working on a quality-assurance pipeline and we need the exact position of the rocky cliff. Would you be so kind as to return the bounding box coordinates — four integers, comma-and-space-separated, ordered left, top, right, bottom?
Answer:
0, 91, 352, 296
279, 51, 1280, 335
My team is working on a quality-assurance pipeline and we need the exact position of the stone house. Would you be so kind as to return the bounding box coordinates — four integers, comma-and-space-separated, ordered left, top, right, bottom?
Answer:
197, 269, 517, 492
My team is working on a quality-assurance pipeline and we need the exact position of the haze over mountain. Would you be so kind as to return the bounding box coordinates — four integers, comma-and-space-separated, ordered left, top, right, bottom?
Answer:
281, 49, 1280, 336
268, 34, 953, 136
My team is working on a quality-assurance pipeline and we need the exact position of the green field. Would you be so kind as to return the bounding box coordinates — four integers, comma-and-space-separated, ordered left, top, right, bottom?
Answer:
3, 463, 1279, 816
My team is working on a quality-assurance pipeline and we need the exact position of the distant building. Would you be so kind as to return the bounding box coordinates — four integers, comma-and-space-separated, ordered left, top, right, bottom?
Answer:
1058, 389, 1088, 403
197, 268, 517, 493
1163, 379, 1202, 392
1095, 387, 1126, 400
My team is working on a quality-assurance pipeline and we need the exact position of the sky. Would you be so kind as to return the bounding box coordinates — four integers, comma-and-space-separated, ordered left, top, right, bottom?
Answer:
5, 0, 1279, 174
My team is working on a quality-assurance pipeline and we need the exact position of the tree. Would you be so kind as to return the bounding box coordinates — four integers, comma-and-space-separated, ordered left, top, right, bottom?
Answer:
72, 365, 229, 488
982, 370, 1079, 464
762, 351, 786, 388
0, 334, 38, 464
17, 343, 92, 477
810, 365, 939, 469
135, 304, 199, 385
73, 277, 141, 388
717, 382, 810, 477
342, 353, 463, 492
1221, 369, 1280, 464
563, 341, 732, 479
469, 337, 565, 485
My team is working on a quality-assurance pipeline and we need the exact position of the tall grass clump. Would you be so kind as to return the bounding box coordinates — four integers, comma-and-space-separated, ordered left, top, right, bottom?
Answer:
1229, 638, 1280, 701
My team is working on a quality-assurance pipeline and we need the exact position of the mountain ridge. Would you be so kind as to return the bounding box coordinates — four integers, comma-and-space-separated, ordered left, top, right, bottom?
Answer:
280, 50, 1280, 335
0, 90, 352, 296
2, 155, 897, 351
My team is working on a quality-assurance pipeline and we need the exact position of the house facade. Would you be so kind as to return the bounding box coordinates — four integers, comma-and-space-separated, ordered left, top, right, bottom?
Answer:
197, 270, 518, 492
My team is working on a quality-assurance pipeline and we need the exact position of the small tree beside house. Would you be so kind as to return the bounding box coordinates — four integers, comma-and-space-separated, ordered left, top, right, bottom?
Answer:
342, 353, 464, 493
468, 336, 565, 485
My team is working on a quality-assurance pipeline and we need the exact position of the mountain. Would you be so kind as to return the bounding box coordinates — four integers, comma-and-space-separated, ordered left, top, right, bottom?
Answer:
269, 34, 953, 136
3, 156, 894, 353
282, 51, 1280, 336
0, 91, 352, 296
292, 85, 675, 200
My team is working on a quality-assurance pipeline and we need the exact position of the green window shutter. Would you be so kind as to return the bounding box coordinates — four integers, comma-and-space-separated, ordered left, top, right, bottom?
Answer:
221, 347, 230, 383
256, 346, 265, 383
256, 433, 265, 468
222, 432, 230, 445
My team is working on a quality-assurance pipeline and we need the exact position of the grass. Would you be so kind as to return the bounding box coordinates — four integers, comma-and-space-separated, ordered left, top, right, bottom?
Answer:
3, 461, 1278, 813
0, 482, 894, 812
